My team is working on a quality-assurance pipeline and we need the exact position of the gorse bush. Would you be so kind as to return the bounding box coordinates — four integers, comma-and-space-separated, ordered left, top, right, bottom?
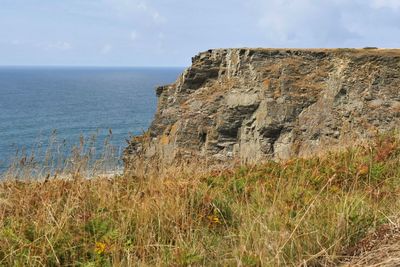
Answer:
0, 135, 399, 266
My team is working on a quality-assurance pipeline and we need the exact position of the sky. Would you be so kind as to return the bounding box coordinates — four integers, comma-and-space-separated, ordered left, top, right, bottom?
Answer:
0, 0, 399, 67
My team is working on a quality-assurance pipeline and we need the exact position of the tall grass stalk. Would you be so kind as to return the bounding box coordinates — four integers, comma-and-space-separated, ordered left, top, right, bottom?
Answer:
1, 130, 122, 181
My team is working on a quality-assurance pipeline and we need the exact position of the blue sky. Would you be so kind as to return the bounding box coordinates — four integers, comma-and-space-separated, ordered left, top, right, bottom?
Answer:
1, 0, 399, 66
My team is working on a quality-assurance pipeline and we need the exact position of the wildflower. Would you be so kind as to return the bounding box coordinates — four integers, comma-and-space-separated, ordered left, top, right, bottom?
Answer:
330, 185, 340, 193
207, 215, 221, 225
95, 241, 106, 255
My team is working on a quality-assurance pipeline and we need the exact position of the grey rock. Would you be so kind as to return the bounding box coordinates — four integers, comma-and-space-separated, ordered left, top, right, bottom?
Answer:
124, 48, 400, 171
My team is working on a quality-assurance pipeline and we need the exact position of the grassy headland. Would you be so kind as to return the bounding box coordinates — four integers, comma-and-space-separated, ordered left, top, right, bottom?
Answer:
0, 135, 399, 266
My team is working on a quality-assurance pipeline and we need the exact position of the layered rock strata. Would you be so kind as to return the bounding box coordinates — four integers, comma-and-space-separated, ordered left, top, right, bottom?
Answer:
124, 48, 400, 170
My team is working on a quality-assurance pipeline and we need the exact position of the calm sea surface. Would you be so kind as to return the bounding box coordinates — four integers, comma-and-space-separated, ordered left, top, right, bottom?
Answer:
0, 67, 183, 173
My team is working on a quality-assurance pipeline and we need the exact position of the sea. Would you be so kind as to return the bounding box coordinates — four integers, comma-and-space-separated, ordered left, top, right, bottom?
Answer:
0, 67, 184, 174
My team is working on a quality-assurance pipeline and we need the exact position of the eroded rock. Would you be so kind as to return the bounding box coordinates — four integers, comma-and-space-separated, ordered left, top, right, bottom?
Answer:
124, 48, 400, 171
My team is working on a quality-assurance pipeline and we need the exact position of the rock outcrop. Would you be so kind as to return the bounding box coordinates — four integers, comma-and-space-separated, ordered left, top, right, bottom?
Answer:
124, 48, 400, 170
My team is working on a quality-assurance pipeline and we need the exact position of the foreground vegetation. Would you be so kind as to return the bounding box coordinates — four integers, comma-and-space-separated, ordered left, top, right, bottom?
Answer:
0, 135, 399, 266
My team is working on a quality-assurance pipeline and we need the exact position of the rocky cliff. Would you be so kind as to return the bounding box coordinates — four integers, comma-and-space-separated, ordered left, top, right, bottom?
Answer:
124, 48, 400, 170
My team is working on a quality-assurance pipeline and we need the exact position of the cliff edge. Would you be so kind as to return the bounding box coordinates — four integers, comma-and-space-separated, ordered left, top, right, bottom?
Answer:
124, 48, 400, 171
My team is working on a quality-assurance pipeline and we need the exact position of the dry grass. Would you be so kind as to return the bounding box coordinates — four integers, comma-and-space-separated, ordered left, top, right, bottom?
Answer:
341, 222, 400, 266
229, 48, 400, 57
2, 131, 122, 180
0, 135, 399, 266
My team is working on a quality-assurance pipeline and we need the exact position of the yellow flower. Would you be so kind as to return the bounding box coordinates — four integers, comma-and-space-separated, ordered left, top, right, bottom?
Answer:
95, 242, 106, 255
207, 215, 221, 225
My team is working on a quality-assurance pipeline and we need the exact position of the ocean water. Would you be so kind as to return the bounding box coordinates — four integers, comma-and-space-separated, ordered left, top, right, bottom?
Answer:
0, 67, 183, 173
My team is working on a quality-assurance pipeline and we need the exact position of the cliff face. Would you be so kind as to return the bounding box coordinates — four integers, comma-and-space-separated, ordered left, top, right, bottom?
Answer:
124, 48, 400, 170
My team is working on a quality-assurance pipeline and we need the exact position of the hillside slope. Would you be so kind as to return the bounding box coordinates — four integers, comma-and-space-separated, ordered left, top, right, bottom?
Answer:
1, 136, 399, 266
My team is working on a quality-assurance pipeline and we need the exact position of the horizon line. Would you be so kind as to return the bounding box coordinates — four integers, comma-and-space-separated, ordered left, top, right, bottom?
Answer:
0, 64, 187, 68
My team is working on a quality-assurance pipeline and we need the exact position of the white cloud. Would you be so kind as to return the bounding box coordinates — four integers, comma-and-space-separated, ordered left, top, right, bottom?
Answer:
252, 0, 400, 47
102, 0, 165, 24
5, 39, 73, 50
137, 1, 147, 11
49, 41, 72, 51
256, 0, 352, 45
101, 44, 112, 54
157, 32, 165, 39
371, 0, 400, 9
34, 41, 72, 51
11, 40, 23, 45
130, 30, 138, 41
152, 11, 166, 24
